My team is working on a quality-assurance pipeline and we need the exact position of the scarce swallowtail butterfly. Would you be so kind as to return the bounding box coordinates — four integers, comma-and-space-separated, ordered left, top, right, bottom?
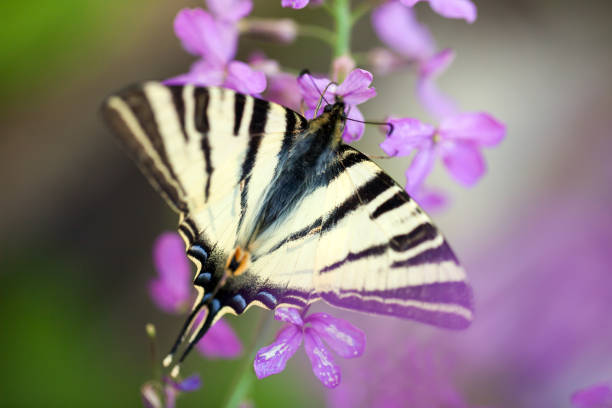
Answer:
102, 82, 473, 374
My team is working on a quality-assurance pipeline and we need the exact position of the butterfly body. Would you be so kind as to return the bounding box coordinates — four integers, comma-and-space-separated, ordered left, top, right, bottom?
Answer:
102, 83, 473, 370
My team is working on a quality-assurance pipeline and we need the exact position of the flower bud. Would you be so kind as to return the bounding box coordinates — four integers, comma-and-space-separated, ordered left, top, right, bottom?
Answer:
239, 18, 297, 43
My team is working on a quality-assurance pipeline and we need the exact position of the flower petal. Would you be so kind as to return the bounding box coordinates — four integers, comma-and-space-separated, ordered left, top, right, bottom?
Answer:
416, 50, 459, 119
207, 0, 252, 22
368, 47, 408, 76
304, 328, 341, 388
173, 8, 237, 65
274, 307, 304, 326
149, 232, 192, 313
164, 60, 225, 87
224, 61, 267, 95
264, 72, 302, 111
174, 374, 202, 392
305, 313, 366, 358
416, 77, 459, 119
419, 48, 455, 80
439, 141, 485, 186
429, 0, 477, 23
405, 143, 436, 192
380, 117, 435, 157
402, 0, 477, 23
439, 112, 506, 147
281, 0, 310, 9
297, 73, 334, 108
196, 319, 243, 358
409, 186, 448, 213
372, 1, 435, 61
571, 382, 612, 408
336, 69, 376, 106
342, 105, 365, 142
254, 324, 303, 379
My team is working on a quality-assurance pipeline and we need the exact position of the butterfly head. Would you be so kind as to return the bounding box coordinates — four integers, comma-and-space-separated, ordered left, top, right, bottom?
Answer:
311, 100, 346, 143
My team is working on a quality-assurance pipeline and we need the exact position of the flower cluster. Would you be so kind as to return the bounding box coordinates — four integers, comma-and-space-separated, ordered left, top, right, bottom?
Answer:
149, 0, 508, 397
254, 307, 365, 388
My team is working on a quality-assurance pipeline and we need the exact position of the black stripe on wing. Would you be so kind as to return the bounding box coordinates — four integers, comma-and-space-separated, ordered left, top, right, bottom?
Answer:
191, 87, 214, 201
101, 85, 188, 213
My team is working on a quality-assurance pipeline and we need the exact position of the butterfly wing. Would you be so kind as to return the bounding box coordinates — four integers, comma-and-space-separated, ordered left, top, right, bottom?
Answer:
313, 146, 473, 329
102, 82, 313, 311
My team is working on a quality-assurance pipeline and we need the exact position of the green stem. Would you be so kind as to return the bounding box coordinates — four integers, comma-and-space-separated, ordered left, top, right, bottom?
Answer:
331, 0, 352, 57
351, 1, 374, 25
222, 312, 273, 408
298, 24, 336, 47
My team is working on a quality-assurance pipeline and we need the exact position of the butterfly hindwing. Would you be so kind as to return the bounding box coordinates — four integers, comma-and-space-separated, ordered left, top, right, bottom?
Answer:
313, 147, 472, 329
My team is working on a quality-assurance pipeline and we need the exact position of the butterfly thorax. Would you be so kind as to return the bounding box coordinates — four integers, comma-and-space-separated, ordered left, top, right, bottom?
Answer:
243, 102, 346, 246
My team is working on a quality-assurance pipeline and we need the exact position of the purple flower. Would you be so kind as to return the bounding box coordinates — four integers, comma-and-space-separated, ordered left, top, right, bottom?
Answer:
281, 0, 323, 9
401, 0, 477, 23
149, 232, 192, 314
371, 2, 458, 118
249, 53, 302, 111
371, 1, 435, 63
380, 113, 505, 190
571, 383, 612, 408
166, 5, 266, 95
298, 68, 377, 142
149, 232, 242, 359
417, 48, 459, 119
253, 308, 366, 388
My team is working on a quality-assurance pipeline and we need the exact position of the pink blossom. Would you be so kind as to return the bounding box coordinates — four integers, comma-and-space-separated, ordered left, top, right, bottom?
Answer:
254, 308, 366, 388
281, 0, 323, 9
298, 68, 377, 141
165, 6, 266, 95
149, 232, 242, 359
380, 113, 505, 191
401, 0, 477, 23
249, 53, 302, 111
371, 1, 435, 63
371, 2, 458, 118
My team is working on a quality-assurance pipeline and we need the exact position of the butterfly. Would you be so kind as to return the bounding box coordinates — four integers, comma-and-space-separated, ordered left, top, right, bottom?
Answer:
102, 82, 473, 375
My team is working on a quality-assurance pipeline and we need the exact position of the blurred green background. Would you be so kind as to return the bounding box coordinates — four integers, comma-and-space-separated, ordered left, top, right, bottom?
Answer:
1, 0, 611, 407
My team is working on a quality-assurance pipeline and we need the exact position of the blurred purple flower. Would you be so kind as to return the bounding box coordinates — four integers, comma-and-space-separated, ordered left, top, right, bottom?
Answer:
281, 0, 309, 9
571, 383, 612, 408
149, 232, 192, 313
249, 53, 302, 111
149, 232, 242, 359
380, 113, 505, 190
281, 0, 322, 9
239, 18, 298, 43
372, 1, 435, 64
417, 48, 460, 119
401, 0, 477, 23
195, 318, 242, 358
298, 68, 376, 141
371, 2, 459, 119
166, 5, 266, 95
253, 307, 365, 388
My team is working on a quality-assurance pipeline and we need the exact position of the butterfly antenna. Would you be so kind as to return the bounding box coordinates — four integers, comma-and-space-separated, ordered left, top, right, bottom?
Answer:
298, 69, 337, 116
342, 114, 395, 136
